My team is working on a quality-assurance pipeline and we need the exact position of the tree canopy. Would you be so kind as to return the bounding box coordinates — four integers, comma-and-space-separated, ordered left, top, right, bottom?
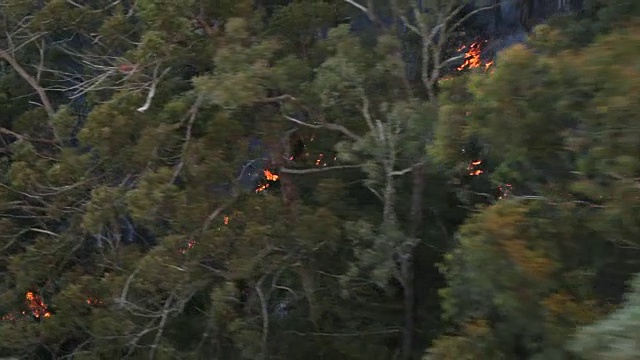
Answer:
0, 0, 638, 359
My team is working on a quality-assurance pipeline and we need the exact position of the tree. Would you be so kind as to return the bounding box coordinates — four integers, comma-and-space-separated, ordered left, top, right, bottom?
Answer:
567, 273, 640, 360
428, 11, 640, 360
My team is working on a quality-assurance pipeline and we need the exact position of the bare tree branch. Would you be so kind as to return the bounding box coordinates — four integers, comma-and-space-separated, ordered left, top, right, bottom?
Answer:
116, 267, 141, 307
284, 115, 362, 141
170, 95, 204, 183
343, 0, 368, 14
0, 127, 57, 144
390, 162, 424, 176
0, 48, 55, 120
255, 275, 269, 360
148, 293, 175, 360
280, 164, 363, 174
137, 65, 172, 113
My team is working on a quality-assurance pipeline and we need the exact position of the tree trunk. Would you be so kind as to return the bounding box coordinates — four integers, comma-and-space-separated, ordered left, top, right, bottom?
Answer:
400, 163, 425, 360
401, 254, 414, 360
297, 266, 320, 325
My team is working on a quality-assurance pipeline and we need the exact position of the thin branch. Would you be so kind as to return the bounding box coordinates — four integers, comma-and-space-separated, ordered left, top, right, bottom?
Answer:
280, 164, 363, 174
148, 293, 175, 360
390, 161, 425, 177
449, 3, 502, 34
116, 267, 141, 307
26, 228, 60, 237
0, 127, 57, 144
170, 95, 204, 183
202, 203, 232, 233
124, 320, 160, 358
343, 0, 369, 14
360, 96, 378, 139
286, 328, 401, 337
137, 65, 172, 113
0, 48, 55, 122
256, 94, 296, 103
255, 275, 269, 360
284, 115, 361, 141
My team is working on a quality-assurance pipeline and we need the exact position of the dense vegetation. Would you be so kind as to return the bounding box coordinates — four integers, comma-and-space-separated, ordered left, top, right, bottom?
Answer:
0, 0, 639, 359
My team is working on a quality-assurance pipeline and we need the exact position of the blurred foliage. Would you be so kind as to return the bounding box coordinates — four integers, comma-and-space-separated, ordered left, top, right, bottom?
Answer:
0, 0, 638, 359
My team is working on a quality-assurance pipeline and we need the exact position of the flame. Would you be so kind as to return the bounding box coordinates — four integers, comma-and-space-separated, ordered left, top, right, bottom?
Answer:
468, 160, 484, 176
86, 297, 104, 306
25, 291, 51, 319
181, 215, 231, 254
2, 292, 105, 321
457, 41, 493, 71
180, 239, 197, 255
484, 60, 494, 70
256, 169, 280, 193
263, 170, 279, 181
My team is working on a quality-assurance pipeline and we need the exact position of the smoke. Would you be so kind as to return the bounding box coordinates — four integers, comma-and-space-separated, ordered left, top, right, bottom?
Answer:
499, 0, 522, 31
476, 0, 530, 60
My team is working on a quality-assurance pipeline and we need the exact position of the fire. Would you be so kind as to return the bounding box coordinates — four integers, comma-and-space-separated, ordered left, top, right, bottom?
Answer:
86, 297, 104, 306
255, 184, 269, 193
180, 215, 231, 254
1, 292, 106, 321
256, 169, 279, 193
25, 291, 51, 319
468, 160, 484, 176
180, 239, 197, 255
311, 153, 336, 167
484, 60, 494, 70
263, 170, 279, 181
457, 40, 493, 71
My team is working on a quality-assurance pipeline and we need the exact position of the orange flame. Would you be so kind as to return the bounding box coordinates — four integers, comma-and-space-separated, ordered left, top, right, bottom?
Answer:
484, 60, 494, 70
180, 215, 231, 254
457, 41, 493, 71
256, 169, 279, 193
263, 170, 279, 181
1, 292, 105, 321
25, 291, 51, 319
468, 160, 484, 176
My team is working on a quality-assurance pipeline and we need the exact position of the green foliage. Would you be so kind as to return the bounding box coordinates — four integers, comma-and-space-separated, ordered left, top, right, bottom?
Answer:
567, 273, 640, 360
0, 0, 639, 359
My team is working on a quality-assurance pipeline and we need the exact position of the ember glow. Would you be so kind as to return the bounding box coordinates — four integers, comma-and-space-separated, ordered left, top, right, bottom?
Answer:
1, 291, 107, 322
180, 215, 231, 255
25, 291, 51, 319
256, 169, 280, 193
464, 158, 515, 201
457, 40, 493, 71
498, 183, 513, 199
468, 160, 484, 176
86, 297, 104, 306
180, 239, 198, 255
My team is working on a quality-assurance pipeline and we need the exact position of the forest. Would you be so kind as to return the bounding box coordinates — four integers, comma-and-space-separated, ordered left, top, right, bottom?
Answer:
0, 0, 639, 359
